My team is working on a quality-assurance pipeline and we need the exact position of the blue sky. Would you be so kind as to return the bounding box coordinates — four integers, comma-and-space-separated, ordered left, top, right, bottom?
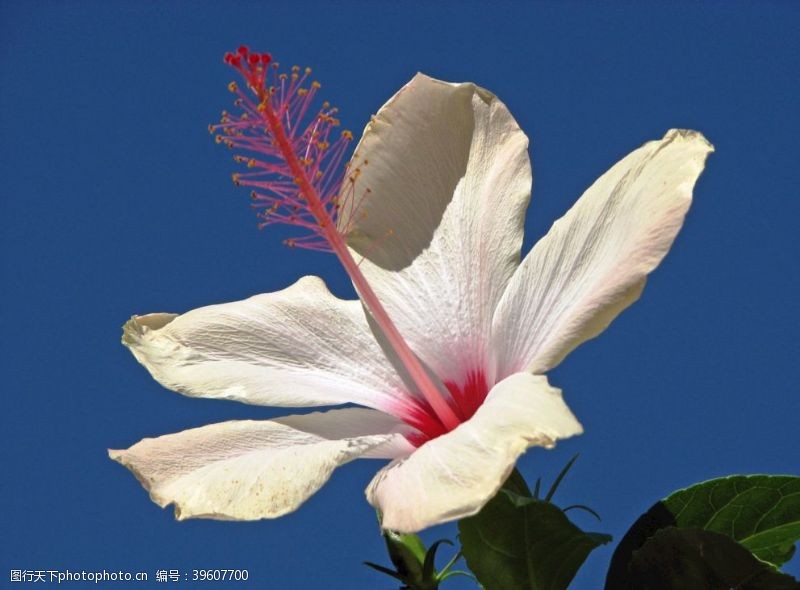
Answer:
1, 1, 798, 588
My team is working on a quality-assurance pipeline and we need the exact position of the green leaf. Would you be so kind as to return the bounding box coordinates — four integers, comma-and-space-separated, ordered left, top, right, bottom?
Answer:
606, 475, 800, 589
623, 527, 799, 590
505, 468, 532, 497
663, 475, 800, 566
459, 488, 611, 590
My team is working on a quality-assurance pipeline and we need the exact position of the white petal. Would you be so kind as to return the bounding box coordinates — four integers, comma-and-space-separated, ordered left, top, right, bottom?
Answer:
339, 74, 531, 386
123, 275, 415, 414
109, 408, 415, 520
366, 372, 582, 533
492, 129, 714, 376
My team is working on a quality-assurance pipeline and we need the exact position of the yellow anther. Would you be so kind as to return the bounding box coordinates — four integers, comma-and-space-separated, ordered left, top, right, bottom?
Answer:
247, 159, 256, 168
279, 73, 288, 81
228, 81, 238, 92
342, 130, 353, 140
232, 173, 241, 186
298, 88, 308, 96
215, 135, 224, 144
312, 81, 321, 89
292, 65, 300, 73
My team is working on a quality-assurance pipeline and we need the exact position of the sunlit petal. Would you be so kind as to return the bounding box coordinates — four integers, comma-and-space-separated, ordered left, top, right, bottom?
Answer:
492, 129, 713, 376
123, 275, 417, 415
340, 74, 531, 387
110, 408, 415, 521
366, 372, 582, 532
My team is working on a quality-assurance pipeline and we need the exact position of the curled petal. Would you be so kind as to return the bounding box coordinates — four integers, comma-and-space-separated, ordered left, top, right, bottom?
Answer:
366, 372, 582, 533
492, 129, 714, 376
109, 408, 414, 521
123, 275, 416, 415
340, 73, 531, 388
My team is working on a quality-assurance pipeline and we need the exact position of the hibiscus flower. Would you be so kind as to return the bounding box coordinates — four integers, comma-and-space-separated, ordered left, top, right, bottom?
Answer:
110, 55, 712, 533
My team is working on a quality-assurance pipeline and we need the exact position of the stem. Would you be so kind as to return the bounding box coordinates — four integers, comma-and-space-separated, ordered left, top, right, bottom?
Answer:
259, 95, 461, 431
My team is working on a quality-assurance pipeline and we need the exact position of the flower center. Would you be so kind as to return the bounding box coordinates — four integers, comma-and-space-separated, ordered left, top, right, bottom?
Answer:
445, 369, 490, 422
214, 47, 463, 436
396, 369, 491, 446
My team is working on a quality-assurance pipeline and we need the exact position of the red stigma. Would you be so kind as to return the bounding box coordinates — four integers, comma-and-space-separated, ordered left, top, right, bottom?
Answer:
210, 48, 360, 252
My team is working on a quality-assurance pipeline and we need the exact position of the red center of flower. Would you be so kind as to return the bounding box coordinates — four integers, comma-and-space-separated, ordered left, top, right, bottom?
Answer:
445, 370, 490, 422
399, 369, 490, 446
